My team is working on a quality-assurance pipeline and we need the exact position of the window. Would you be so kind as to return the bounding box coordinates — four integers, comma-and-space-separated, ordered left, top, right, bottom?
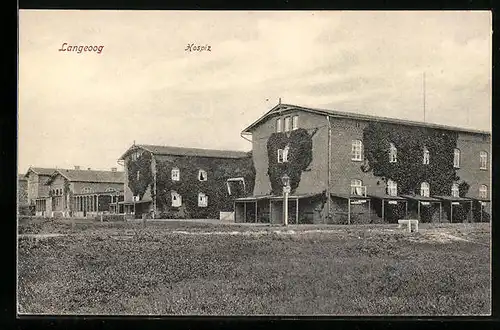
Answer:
171, 191, 182, 207
198, 193, 208, 207
136, 171, 140, 180
276, 118, 282, 133
171, 167, 180, 181
453, 148, 460, 168
284, 116, 291, 132
282, 145, 290, 162
198, 169, 207, 181
388, 143, 397, 163
131, 150, 142, 161
351, 140, 363, 161
420, 182, 430, 197
105, 187, 116, 193
451, 183, 459, 198
480, 151, 488, 170
479, 185, 488, 199
387, 179, 398, 196
277, 149, 284, 163
292, 115, 299, 130
82, 187, 93, 194
350, 179, 364, 196
423, 146, 430, 165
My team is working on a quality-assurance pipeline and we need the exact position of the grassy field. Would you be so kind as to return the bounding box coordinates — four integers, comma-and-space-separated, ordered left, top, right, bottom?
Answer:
17, 219, 491, 315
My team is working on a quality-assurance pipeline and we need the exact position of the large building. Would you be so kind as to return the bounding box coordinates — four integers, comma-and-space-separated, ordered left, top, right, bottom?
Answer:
25, 166, 124, 217
118, 144, 255, 219
234, 103, 491, 224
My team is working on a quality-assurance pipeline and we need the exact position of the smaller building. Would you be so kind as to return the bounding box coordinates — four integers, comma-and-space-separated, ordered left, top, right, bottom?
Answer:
27, 166, 125, 217
118, 144, 255, 219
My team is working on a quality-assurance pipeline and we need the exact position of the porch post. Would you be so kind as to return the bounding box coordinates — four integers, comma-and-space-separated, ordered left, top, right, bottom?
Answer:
382, 200, 385, 222
269, 199, 272, 224
295, 198, 299, 224
255, 200, 258, 223
439, 202, 442, 222
417, 201, 421, 221
480, 202, 483, 223
347, 198, 351, 225
233, 201, 236, 223
405, 201, 408, 219
244, 202, 247, 223
470, 200, 473, 223
450, 202, 453, 223
368, 199, 371, 223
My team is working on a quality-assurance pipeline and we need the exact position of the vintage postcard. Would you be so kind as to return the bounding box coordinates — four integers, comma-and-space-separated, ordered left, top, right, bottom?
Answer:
17, 10, 492, 316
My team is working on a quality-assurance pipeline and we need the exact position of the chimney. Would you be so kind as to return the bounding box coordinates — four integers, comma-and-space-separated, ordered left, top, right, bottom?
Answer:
74, 166, 80, 170
111, 167, 117, 172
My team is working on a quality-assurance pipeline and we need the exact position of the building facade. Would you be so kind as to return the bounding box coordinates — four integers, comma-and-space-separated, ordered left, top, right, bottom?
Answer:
118, 144, 255, 219
26, 166, 125, 217
235, 103, 491, 224
25, 167, 58, 216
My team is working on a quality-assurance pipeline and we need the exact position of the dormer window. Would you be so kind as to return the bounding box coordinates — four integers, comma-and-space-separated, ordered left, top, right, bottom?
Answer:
292, 115, 299, 130
171, 167, 180, 181
284, 116, 291, 132
276, 118, 283, 133
198, 169, 207, 181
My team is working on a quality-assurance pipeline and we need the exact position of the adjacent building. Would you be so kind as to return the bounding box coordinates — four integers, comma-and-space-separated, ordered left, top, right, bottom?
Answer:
25, 166, 125, 217
117, 144, 255, 219
235, 103, 491, 224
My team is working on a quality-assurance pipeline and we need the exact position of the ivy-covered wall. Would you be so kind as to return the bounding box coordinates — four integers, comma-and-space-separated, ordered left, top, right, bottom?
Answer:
154, 154, 255, 219
361, 122, 468, 197
266, 128, 317, 195
126, 151, 153, 200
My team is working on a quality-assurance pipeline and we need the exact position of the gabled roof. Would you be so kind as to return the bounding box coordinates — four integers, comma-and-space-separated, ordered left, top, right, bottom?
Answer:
25, 167, 59, 177
48, 169, 125, 184
118, 144, 251, 160
241, 103, 491, 135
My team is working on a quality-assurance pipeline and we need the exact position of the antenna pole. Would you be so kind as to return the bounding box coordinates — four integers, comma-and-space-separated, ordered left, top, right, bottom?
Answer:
423, 72, 426, 122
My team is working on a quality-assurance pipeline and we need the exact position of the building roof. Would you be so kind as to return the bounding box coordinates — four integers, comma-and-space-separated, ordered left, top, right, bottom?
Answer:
25, 167, 59, 177
48, 169, 125, 184
241, 103, 491, 135
18, 174, 27, 181
118, 144, 251, 160
400, 194, 442, 202
433, 195, 472, 202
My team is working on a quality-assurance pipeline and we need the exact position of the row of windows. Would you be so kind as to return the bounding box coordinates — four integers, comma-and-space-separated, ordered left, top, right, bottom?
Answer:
171, 191, 208, 207
276, 115, 299, 133
350, 179, 489, 199
51, 188, 63, 196
81, 187, 117, 194
351, 140, 489, 169
169, 168, 207, 182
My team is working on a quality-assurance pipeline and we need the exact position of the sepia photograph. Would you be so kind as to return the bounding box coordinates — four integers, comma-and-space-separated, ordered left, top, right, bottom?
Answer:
17, 10, 491, 316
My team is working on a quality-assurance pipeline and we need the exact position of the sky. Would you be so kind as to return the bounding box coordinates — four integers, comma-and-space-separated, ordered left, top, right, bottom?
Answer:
18, 10, 492, 174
